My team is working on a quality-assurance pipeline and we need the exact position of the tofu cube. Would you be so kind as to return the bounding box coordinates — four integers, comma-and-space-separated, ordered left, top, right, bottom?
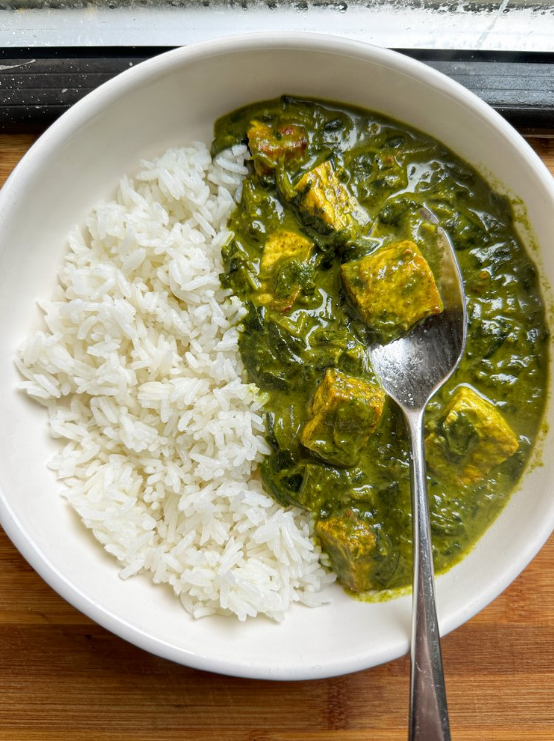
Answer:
247, 121, 308, 177
315, 509, 377, 592
257, 230, 314, 312
301, 368, 385, 467
426, 385, 519, 487
260, 229, 313, 275
294, 160, 368, 239
341, 240, 443, 343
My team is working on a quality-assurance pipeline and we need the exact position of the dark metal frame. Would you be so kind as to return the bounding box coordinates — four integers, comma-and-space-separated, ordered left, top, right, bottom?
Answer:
1, 47, 553, 132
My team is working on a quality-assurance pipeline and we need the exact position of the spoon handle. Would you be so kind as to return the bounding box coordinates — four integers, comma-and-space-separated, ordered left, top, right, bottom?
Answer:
405, 409, 451, 741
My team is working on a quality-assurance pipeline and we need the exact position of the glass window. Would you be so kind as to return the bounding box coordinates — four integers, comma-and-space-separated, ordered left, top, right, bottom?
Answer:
3, 0, 554, 51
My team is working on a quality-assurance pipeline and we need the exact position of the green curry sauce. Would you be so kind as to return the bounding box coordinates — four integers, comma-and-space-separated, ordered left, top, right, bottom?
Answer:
212, 96, 549, 595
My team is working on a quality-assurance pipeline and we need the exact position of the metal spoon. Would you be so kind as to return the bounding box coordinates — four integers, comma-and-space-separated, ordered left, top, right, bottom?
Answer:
368, 212, 467, 741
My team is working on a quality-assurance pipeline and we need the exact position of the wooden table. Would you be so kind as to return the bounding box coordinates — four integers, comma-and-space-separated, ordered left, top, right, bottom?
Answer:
1, 133, 553, 741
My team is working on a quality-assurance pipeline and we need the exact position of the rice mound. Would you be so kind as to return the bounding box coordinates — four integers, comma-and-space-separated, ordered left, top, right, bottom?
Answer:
16, 142, 334, 621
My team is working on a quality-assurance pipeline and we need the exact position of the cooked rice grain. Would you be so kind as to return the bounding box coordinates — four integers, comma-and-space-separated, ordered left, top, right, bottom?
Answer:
17, 142, 334, 621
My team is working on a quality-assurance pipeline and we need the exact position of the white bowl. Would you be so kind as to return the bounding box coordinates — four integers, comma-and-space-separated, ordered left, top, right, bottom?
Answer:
0, 33, 553, 680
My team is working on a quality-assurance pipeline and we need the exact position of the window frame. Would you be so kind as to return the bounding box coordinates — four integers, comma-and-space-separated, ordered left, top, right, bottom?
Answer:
2, 2, 554, 131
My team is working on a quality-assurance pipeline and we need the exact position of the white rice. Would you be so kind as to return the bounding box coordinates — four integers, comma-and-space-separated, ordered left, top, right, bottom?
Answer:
16, 142, 334, 621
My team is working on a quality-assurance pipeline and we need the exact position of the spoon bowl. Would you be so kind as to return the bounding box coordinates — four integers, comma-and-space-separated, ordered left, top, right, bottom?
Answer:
370, 217, 467, 410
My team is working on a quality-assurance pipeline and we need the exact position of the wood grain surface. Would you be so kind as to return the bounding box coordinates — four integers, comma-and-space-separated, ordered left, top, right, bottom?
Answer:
1, 133, 553, 741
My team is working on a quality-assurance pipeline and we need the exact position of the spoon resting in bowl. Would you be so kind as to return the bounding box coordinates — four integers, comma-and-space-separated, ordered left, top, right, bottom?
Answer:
368, 210, 467, 741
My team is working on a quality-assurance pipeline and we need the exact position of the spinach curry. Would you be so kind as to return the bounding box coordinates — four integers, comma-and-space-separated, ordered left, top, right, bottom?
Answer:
212, 96, 548, 595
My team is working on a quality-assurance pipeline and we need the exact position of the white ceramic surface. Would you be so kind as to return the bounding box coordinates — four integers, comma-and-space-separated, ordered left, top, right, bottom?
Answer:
0, 34, 553, 681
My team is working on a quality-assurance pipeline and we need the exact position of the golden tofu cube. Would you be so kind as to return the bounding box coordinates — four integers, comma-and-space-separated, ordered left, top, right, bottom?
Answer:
257, 230, 314, 312
341, 240, 443, 343
294, 160, 368, 238
426, 385, 519, 487
260, 230, 313, 275
247, 121, 308, 176
301, 368, 385, 467
316, 509, 377, 592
